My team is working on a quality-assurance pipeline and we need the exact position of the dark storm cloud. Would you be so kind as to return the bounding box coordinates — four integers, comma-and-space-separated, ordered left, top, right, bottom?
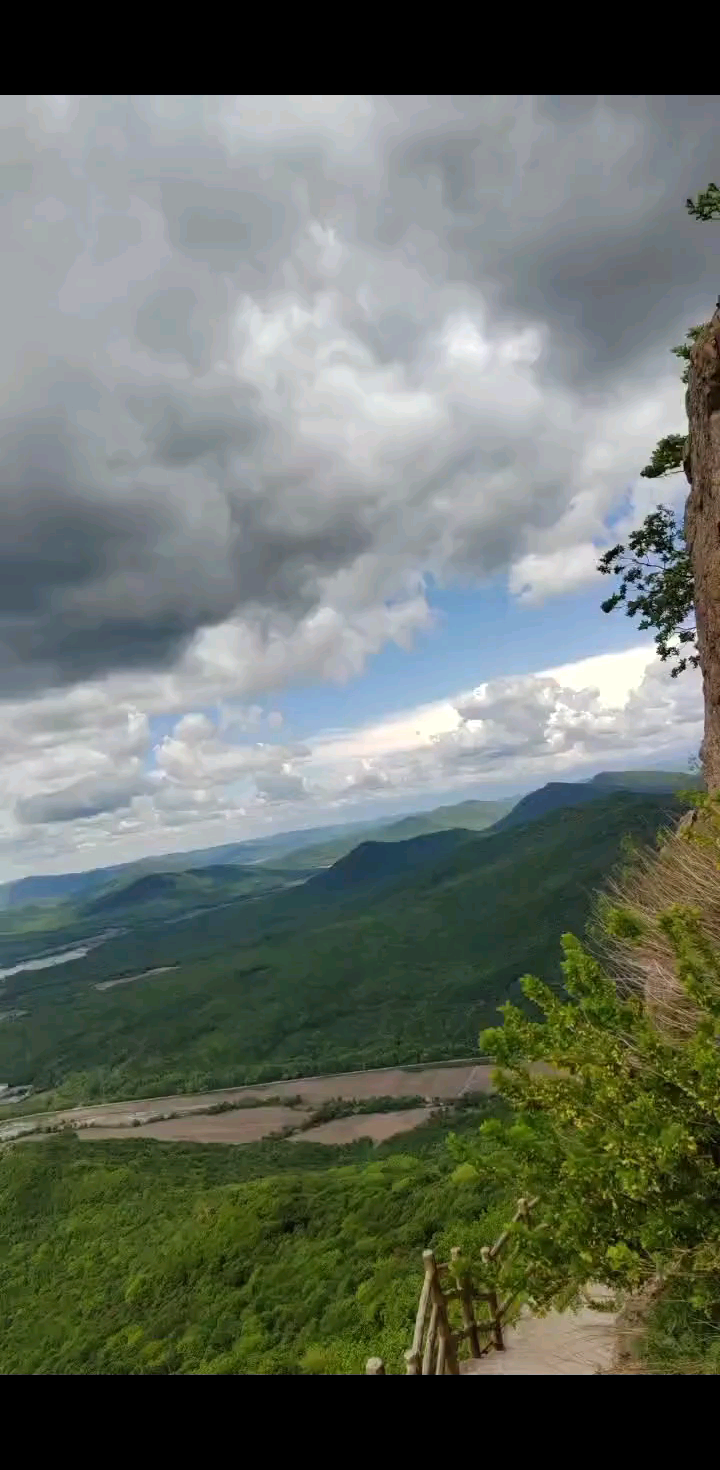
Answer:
0, 382, 375, 692
135, 287, 204, 367
375, 95, 720, 383
0, 398, 230, 690
16, 773, 146, 825
0, 95, 717, 700
125, 388, 264, 464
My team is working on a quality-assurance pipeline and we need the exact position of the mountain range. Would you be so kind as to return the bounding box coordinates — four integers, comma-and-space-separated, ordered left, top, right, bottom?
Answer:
0, 769, 692, 1104
0, 768, 699, 918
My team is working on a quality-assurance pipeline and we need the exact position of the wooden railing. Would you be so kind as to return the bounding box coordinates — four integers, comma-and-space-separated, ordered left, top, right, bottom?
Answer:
366, 1196, 538, 1376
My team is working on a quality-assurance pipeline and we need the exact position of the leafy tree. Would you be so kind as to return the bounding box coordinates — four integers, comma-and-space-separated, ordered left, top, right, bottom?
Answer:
598, 506, 698, 677
597, 183, 719, 676
637, 433, 686, 479
671, 326, 705, 385
685, 181, 720, 222
459, 896, 720, 1327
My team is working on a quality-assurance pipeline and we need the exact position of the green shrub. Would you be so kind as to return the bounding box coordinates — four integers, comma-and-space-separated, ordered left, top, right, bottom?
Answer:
454, 899, 720, 1344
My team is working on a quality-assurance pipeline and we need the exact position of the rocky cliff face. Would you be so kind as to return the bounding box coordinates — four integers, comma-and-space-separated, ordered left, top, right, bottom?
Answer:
684, 306, 720, 791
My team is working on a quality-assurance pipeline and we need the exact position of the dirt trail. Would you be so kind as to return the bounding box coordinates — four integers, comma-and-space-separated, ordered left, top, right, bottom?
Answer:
461, 1290, 618, 1376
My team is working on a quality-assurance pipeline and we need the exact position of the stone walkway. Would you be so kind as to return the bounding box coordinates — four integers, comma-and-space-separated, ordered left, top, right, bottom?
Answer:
460, 1289, 618, 1376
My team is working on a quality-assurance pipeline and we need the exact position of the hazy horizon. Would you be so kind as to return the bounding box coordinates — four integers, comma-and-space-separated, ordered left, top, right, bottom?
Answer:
1, 753, 697, 884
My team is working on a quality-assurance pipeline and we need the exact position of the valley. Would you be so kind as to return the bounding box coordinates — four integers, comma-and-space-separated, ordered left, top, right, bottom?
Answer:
4, 101, 718, 1379
0, 775, 688, 1110
0, 770, 699, 1376
0, 1059, 493, 1142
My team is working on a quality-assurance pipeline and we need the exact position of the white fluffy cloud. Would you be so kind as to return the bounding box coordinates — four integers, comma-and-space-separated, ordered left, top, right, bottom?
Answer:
435, 658, 701, 777
154, 716, 311, 798
0, 643, 700, 879
303, 646, 702, 804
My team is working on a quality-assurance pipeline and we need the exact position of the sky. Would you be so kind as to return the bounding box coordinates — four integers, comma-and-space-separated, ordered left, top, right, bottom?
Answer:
0, 94, 717, 880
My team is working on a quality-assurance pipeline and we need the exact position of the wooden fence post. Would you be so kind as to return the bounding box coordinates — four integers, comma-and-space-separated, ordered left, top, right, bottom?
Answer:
407, 1251, 434, 1373
422, 1302, 439, 1375
451, 1245, 480, 1358
378, 1196, 541, 1379
423, 1249, 460, 1376
487, 1288, 504, 1351
480, 1244, 504, 1350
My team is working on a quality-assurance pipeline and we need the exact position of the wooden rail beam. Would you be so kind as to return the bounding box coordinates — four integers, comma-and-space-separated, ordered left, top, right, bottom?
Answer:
423, 1249, 459, 1376
451, 1246, 480, 1358
380, 1195, 541, 1376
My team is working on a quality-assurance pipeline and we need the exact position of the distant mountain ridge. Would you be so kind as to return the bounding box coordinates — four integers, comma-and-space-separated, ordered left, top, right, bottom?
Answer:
492, 781, 614, 832
83, 862, 313, 919
304, 828, 473, 898
0, 768, 697, 914
377, 798, 513, 841
587, 769, 701, 792
492, 770, 701, 834
88, 865, 259, 914
274, 797, 514, 871
0, 818, 388, 911
0, 786, 693, 1103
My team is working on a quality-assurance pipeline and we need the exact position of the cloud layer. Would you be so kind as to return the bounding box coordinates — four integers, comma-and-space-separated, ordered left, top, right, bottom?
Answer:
0, 95, 716, 873
2, 95, 717, 695
0, 645, 702, 878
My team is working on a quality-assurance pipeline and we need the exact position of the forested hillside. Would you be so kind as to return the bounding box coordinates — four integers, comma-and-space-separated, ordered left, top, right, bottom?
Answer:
253, 797, 514, 871
0, 789, 685, 1107
0, 1105, 508, 1375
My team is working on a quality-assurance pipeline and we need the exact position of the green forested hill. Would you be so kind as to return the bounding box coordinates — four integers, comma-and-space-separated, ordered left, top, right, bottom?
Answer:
264, 799, 512, 872
0, 1107, 507, 1376
0, 790, 684, 1105
492, 771, 699, 833
0, 787, 691, 1378
304, 828, 474, 897
367, 797, 514, 841
85, 863, 301, 917
491, 779, 616, 831
0, 820, 380, 912
589, 769, 702, 792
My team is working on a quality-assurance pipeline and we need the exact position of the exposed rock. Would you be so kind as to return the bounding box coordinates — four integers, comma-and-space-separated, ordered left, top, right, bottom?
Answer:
677, 807, 699, 835
684, 306, 720, 791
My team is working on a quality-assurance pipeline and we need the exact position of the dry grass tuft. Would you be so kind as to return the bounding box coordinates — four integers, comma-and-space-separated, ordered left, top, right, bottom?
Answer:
595, 810, 720, 1036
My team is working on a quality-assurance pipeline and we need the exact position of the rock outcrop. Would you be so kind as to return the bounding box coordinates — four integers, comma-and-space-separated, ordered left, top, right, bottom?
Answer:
684, 305, 720, 791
